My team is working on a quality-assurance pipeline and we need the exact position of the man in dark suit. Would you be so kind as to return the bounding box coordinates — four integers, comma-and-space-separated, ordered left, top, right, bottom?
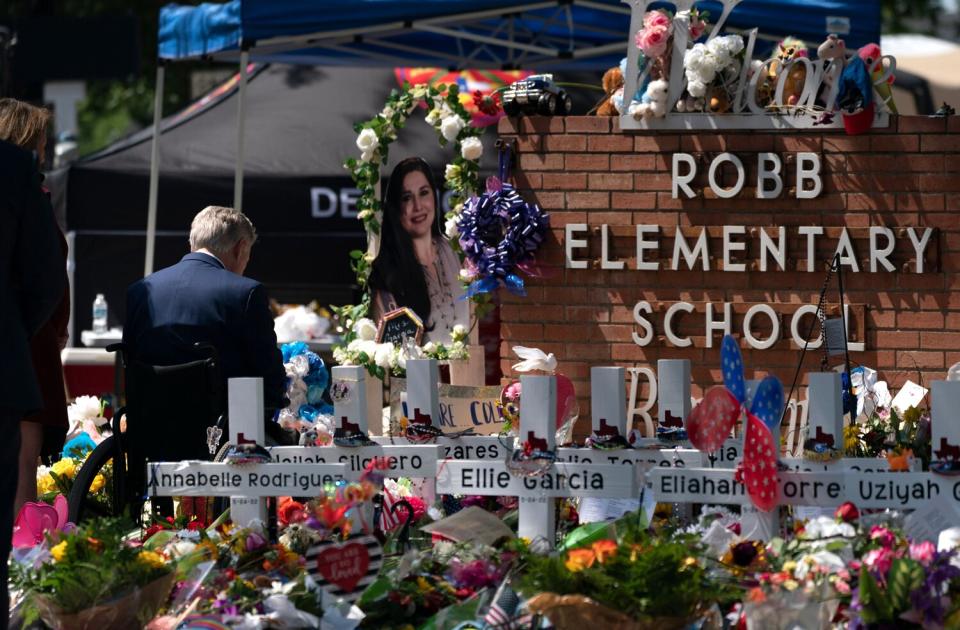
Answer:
124, 205, 287, 416
0, 139, 66, 628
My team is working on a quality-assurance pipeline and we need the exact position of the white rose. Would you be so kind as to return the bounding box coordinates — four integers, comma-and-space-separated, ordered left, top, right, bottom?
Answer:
68, 395, 102, 423
445, 163, 460, 182
422, 341, 437, 354
452, 324, 467, 338
381, 105, 395, 119
360, 149, 375, 164
444, 217, 459, 239
356, 128, 379, 154
460, 136, 483, 161
374, 344, 394, 368
440, 116, 464, 142
357, 209, 372, 220
425, 107, 442, 126
687, 80, 707, 98
354, 318, 377, 341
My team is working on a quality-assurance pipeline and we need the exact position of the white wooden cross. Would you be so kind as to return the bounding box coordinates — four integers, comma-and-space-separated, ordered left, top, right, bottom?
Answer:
437, 375, 636, 547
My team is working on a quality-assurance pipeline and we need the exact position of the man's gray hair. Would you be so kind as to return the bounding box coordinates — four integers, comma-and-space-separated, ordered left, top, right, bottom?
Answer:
189, 206, 257, 256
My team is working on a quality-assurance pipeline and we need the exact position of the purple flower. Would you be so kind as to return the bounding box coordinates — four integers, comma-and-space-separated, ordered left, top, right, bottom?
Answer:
245, 531, 267, 552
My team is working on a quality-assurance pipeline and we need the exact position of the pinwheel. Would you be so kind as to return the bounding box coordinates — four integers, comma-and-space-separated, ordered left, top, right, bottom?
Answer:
685, 335, 784, 512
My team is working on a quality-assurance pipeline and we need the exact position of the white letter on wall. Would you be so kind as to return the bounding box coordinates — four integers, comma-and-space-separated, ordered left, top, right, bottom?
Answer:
565, 223, 588, 269
759, 226, 786, 272
790, 304, 822, 349
796, 152, 823, 199
869, 226, 896, 273
907, 227, 933, 273
665, 302, 695, 348
708, 153, 745, 199
743, 304, 781, 350
635, 225, 660, 270
757, 152, 783, 199
600, 224, 624, 270
705, 302, 732, 348
723, 225, 746, 272
834, 228, 860, 273
633, 300, 654, 346
672, 228, 710, 271
672, 153, 697, 199
798, 226, 824, 272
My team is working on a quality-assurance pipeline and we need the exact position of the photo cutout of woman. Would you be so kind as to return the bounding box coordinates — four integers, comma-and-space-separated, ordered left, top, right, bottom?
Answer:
369, 156, 469, 344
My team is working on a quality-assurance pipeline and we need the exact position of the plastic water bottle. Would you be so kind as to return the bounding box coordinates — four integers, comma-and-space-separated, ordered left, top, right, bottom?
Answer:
92, 293, 108, 334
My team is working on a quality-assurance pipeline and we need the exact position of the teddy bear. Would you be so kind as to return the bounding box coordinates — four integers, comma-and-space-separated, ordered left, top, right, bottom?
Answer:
816, 34, 847, 106
629, 79, 670, 119
706, 86, 731, 113
595, 66, 625, 116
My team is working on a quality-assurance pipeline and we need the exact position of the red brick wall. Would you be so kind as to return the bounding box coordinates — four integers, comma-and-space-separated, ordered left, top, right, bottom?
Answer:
496, 115, 960, 427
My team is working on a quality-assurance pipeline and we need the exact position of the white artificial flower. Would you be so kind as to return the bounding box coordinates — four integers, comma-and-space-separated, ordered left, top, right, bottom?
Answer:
687, 80, 707, 98
422, 341, 437, 354
802, 516, 856, 541
288, 354, 310, 377
794, 551, 846, 580
354, 318, 378, 341
167, 540, 198, 559
67, 395, 102, 423
357, 209, 372, 221
458, 268, 476, 282
374, 344, 393, 369
444, 217, 459, 239
445, 163, 460, 182
356, 128, 379, 154
411, 85, 428, 99
460, 136, 483, 161
440, 115, 464, 142
381, 105, 395, 119
360, 149, 375, 164
452, 324, 467, 339
425, 108, 443, 126
332, 347, 348, 364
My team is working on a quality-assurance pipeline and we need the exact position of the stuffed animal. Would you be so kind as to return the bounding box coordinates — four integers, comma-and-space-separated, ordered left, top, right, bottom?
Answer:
757, 37, 808, 107
629, 79, 670, 119
596, 66, 624, 116
676, 94, 704, 112
816, 34, 847, 105
858, 43, 898, 114
706, 87, 731, 113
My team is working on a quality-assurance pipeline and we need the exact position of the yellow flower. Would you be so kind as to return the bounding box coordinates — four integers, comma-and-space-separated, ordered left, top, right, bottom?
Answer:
416, 576, 432, 592
137, 550, 167, 570
37, 474, 57, 495
783, 560, 798, 574
783, 579, 800, 591
50, 541, 68, 562
565, 549, 596, 573
682, 556, 699, 569
51, 458, 77, 479
89, 474, 106, 493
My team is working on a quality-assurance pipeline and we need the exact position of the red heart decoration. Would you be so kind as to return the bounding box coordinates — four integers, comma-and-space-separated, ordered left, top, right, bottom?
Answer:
685, 386, 740, 453
314, 541, 370, 594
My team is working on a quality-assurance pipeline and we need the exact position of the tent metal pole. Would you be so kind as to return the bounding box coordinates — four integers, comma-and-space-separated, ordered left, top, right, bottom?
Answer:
144, 62, 164, 277
233, 49, 249, 213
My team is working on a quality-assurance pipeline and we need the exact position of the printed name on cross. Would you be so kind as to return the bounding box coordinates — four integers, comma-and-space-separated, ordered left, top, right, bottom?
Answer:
565, 224, 934, 274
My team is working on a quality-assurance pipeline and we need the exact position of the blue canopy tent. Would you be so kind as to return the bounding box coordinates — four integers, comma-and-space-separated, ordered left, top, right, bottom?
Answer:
142, 0, 880, 275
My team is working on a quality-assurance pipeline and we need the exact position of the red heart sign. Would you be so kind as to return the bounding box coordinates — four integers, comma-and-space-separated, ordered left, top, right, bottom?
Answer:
314, 541, 370, 593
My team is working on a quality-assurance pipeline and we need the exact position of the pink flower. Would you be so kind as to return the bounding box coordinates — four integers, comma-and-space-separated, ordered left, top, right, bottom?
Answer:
834, 579, 851, 595
643, 10, 673, 30
689, 16, 707, 40
863, 548, 894, 575
635, 24, 672, 59
909, 541, 936, 566
869, 526, 896, 549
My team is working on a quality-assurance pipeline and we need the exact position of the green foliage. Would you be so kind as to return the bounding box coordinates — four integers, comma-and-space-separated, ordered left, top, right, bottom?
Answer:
858, 564, 893, 624
887, 557, 925, 613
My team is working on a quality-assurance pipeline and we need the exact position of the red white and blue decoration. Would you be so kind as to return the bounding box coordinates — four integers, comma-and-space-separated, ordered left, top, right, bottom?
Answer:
458, 144, 549, 298
685, 335, 784, 512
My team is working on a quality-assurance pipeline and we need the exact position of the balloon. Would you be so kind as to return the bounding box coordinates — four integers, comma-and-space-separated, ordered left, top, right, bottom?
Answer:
685, 386, 740, 453
743, 411, 780, 512
720, 335, 746, 405
749, 375, 785, 430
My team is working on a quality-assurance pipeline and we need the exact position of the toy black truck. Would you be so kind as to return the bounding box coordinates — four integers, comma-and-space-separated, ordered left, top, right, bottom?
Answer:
502, 74, 573, 116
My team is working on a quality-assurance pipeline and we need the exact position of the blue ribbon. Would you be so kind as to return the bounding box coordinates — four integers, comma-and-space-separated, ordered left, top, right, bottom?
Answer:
461, 276, 499, 299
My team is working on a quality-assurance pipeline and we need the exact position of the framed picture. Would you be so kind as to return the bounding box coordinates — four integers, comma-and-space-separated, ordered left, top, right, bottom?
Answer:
376, 307, 424, 347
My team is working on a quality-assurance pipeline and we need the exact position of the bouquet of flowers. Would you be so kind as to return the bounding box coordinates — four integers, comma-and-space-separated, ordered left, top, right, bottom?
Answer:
844, 404, 931, 468
518, 521, 736, 628
332, 316, 469, 379
358, 539, 517, 629
11, 517, 174, 629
